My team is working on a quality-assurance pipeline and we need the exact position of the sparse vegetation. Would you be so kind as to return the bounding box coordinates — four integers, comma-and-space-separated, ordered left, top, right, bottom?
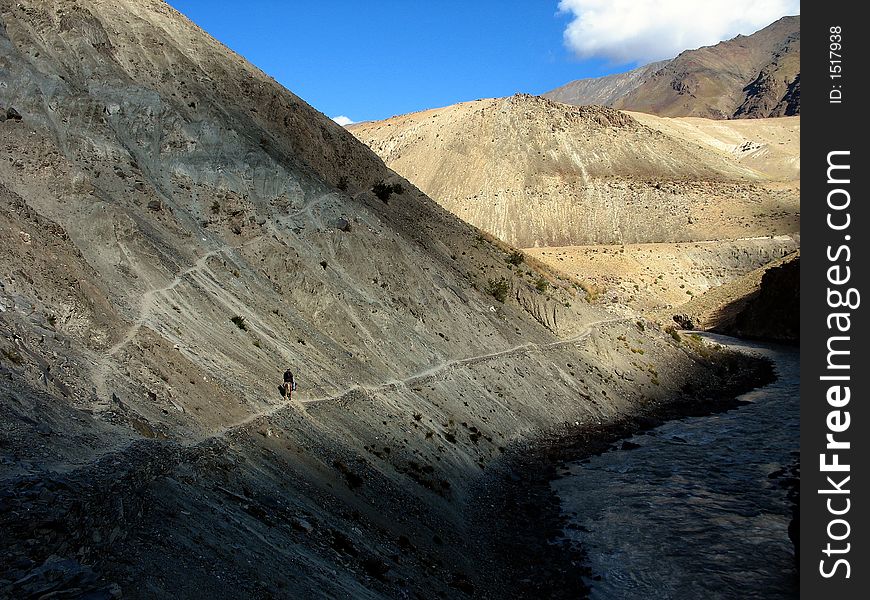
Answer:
534, 277, 549, 293
231, 315, 248, 331
337, 176, 349, 191
486, 277, 510, 303
506, 250, 524, 266
372, 181, 404, 202
211, 200, 220, 214
666, 325, 681, 342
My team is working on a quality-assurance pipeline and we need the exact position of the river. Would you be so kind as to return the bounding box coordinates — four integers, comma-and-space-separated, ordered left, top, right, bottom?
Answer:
553, 334, 799, 599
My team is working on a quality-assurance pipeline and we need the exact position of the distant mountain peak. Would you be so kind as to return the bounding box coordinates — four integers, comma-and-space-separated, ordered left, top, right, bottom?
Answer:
545, 16, 800, 119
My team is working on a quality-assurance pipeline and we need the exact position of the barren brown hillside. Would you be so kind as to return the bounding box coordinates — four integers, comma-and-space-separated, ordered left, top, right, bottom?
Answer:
627, 113, 800, 182
526, 237, 798, 314
350, 94, 799, 248
544, 16, 799, 120
613, 16, 800, 119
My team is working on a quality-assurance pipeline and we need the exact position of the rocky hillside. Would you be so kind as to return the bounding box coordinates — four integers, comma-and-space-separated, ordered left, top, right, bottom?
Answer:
628, 112, 800, 182
660, 252, 800, 343
543, 60, 668, 107
526, 237, 799, 315
1, 1, 770, 598
546, 16, 800, 119
350, 94, 799, 248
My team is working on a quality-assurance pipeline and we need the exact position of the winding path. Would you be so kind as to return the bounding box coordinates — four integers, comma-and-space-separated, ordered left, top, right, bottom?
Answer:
77, 309, 620, 475
90, 193, 332, 408
218, 316, 620, 433
90, 237, 263, 410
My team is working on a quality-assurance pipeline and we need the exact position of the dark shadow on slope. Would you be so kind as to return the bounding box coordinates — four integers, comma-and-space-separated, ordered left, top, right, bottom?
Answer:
709, 256, 799, 344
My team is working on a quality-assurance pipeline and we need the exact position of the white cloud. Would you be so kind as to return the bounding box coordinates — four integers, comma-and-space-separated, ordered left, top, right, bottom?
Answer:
558, 0, 800, 64
331, 115, 355, 126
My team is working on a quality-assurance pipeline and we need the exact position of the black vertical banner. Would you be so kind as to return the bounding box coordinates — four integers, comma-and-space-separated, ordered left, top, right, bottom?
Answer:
802, 3, 867, 598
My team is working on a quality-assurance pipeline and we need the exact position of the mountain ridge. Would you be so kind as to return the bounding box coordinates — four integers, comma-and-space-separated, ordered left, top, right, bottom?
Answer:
545, 15, 800, 119
350, 93, 799, 248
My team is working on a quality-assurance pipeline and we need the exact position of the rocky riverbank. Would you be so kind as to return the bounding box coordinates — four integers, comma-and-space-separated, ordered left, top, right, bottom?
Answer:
471, 340, 775, 598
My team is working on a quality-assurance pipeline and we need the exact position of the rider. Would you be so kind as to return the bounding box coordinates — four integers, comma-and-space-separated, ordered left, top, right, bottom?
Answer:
282, 369, 296, 400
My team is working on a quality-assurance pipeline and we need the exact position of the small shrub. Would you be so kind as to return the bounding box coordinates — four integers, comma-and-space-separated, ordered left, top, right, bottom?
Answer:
231, 315, 248, 331
372, 181, 404, 202
486, 277, 510, 303
211, 200, 220, 214
666, 326, 681, 342
506, 250, 524, 266
337, 176, 349, 191
534, 277, 550, 293
47, 314, 57, 327
253, 339, 262, 349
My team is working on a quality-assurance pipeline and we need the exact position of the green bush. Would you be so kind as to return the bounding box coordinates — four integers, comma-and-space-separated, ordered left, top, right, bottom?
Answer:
534, 277, 550, 293
486, 277, 510, 303
506, 250, 524, 266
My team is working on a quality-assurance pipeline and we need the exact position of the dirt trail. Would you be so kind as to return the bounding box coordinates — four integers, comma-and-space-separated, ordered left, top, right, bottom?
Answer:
88, 194, 329, 409
90, 237, 265, 411
50, 316, 622, 481
302, 316, 621, 407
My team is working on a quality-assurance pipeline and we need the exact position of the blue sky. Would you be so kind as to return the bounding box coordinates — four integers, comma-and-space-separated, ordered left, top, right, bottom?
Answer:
166, 1, 799, 124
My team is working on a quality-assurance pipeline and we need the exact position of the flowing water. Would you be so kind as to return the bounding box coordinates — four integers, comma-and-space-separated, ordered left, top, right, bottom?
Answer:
554, 334, 799, 599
